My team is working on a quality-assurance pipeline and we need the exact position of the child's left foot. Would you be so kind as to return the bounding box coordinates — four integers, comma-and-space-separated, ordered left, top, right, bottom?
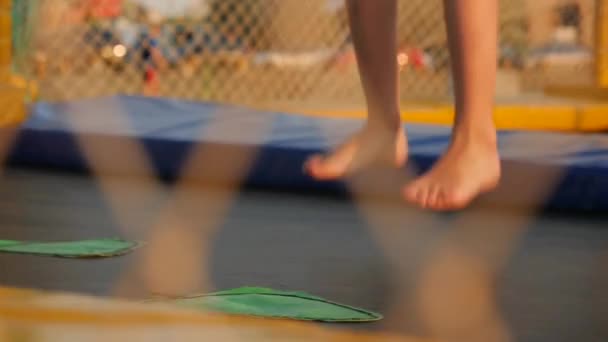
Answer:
403, 129, 500, 211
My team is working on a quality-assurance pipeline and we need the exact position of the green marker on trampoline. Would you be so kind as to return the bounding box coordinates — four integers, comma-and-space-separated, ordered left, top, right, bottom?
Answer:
0, 238, 380, 322
155, 287, 383, 323
0, 238, 139, 258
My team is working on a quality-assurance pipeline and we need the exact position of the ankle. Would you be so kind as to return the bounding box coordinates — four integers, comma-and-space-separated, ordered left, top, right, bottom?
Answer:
452, 122, 497, 148
366, 114, 402, 133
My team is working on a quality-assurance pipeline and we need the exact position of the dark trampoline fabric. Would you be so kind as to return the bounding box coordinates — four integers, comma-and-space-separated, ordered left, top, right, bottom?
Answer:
0, 238, 139, 258
162, 287, 383, 322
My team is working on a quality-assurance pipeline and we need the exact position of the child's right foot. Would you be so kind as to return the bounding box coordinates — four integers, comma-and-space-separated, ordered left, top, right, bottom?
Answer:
304, 122, 408, 180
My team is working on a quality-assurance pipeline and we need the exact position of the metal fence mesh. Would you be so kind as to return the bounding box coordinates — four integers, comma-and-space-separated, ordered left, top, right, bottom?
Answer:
11, 0, 599, 107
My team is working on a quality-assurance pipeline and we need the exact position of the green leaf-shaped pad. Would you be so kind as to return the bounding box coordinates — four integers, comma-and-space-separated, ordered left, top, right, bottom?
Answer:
0, 238, 139, 258
162, 287, 383, 322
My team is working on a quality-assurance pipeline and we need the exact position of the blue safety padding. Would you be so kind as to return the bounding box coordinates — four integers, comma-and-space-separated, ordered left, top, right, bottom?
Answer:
7, 95, 608, 212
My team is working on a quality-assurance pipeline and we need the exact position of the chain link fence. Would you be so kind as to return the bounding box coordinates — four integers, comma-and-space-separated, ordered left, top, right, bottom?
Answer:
10, 0, 599, 107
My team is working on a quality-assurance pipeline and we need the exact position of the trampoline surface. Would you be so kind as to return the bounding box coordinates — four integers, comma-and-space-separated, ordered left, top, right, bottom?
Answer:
0, 167, 607, 342
2, 95, 608, 341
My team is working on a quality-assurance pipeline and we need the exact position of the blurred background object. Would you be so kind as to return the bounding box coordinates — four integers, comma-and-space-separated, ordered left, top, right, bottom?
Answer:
7, 0, 608, 112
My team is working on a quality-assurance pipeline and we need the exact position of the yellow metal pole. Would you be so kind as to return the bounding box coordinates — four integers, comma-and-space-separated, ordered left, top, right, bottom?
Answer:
597, 0, 608, 87
0, 0, 28, 126
0, 0, 11, 82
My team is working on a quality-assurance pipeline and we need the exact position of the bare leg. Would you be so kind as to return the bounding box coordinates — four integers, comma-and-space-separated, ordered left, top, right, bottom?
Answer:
304, 0, 407, 180
404, 0, 500, 210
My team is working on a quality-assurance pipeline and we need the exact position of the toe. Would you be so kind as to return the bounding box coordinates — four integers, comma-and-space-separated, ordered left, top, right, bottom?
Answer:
304, 154, 340, 180
425, 185, 441, 210
303, 154, 323, 176
443, 189, 471, 211
404, 179, 442, 209
403, 183, 420, 204
434, 190, 447, 211
416, 187, 428, 207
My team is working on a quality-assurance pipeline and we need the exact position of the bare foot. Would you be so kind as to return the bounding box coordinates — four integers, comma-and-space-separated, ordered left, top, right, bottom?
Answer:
304, 122, 407, 180
403, 130, 500, 211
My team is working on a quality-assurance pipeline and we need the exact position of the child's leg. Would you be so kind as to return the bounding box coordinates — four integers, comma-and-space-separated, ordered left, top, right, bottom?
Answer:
404, 0, 500, 210
304, 0, 407, 180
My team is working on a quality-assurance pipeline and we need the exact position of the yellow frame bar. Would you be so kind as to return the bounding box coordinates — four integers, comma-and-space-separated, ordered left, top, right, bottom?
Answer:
301, 103, 608, 133
0, 0, 11, 82
0, 0, 27, 126
597, 0, 608, 87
